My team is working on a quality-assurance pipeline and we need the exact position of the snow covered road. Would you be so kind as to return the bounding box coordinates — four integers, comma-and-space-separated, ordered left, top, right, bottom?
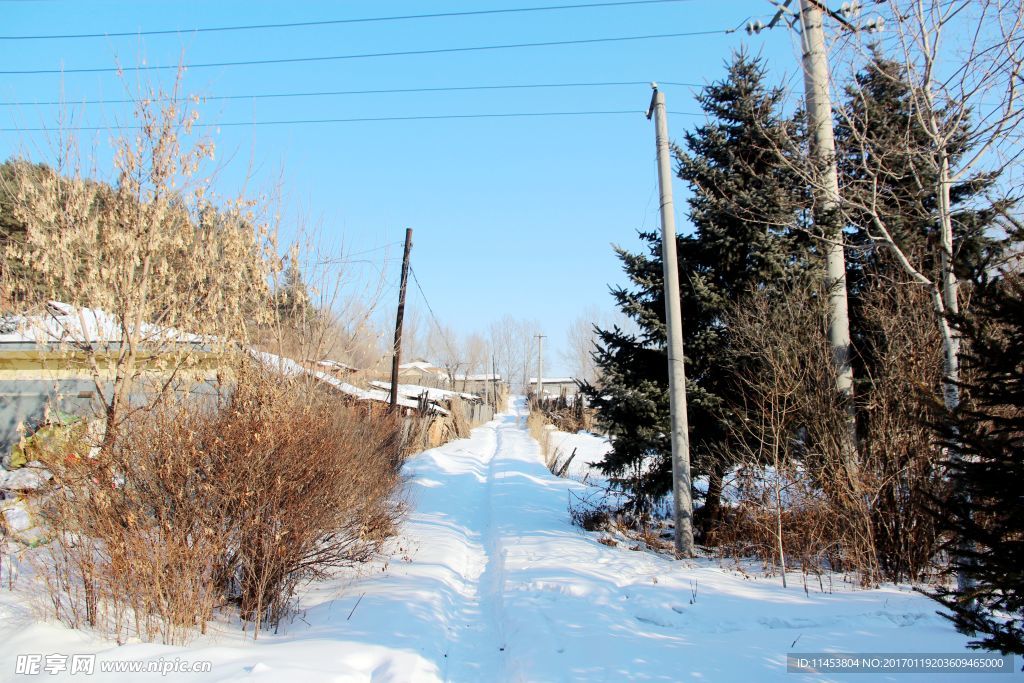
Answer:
0, 400, 1009, 682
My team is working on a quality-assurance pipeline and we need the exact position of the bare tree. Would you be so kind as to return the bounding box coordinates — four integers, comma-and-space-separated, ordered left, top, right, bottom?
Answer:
836, 0, 1024, 416
489, 315, 543, 392
562, 306, 622, 386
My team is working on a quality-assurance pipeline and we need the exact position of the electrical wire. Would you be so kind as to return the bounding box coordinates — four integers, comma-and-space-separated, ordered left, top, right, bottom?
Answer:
0, 109, 701, 132
0, 80, 704, 107
0, 0, 701, 40
408, 266, 460, 364
0, 29, 738, 75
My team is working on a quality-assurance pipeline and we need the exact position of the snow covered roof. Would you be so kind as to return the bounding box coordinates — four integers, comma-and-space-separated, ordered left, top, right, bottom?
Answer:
528, 377, 577, 385
452, 373, 502, 382
317, 359, 359, 373
369, 381, 480, 404
398, 360, 439, 371
0, 301, 207, 349
254, 351, 447, 413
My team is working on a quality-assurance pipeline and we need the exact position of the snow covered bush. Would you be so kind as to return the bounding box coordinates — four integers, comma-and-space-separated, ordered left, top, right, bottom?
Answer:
28, 361, 405, 643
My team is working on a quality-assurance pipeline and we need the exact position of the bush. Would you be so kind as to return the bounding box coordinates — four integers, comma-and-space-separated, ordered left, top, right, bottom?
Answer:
30, 361, 405, 643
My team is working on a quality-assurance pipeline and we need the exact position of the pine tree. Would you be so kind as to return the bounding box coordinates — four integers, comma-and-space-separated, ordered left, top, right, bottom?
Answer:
582, 52, 810, 521
276, 260, 313, 325
930, 272, 1024, 657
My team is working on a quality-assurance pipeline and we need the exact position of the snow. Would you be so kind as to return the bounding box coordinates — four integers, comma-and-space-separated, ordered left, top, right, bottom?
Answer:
0, 398, 1005, 682
546, 429, 612, 483
252, 350, 430, 412
0, 301, 205, 347
368, 381, 480, 404
398, 361, 441, 372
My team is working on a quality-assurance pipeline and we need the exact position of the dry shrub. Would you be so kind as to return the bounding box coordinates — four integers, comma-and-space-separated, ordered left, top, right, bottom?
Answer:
711, 467, 847, 580
30, 361, 405, 643
527, 410, 557, 469
857, 280, 949, 582
715, 281, 881, 584
536, 391, 595, 433
717, 275, 954, 584
446, 396, 471, 439
568, 490, 616, 532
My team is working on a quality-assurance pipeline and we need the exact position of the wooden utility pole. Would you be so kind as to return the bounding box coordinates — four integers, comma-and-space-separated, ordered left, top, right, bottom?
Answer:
796, 0, 857, 457
535, 334, 545, 407
492, 355, 499, 410
389, 228, 413, 411
647, 84, 694, 559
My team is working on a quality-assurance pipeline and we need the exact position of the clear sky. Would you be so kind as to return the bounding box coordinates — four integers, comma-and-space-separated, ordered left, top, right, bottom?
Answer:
0, 0, 805, 374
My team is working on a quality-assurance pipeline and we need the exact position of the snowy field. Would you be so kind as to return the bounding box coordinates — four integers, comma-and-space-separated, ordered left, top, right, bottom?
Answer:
0, 399, 1014, 682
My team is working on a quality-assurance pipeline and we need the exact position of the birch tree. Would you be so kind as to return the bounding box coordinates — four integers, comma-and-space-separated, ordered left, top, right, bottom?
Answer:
836, 0, 1023, 416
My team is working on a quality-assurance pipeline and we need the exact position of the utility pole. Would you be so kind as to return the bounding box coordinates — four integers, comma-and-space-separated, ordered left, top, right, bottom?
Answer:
647, 84, 694, 559
535, 334, 545, 408
492, 355, 500, 411
389, 228, 413, 411
749, 0, 860, 460
796, 0, 857, 457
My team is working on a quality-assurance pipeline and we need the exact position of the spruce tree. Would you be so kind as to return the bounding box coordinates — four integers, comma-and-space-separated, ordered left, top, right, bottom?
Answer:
930, 272, 1024, 657
582, 52, 809, 521
276, 261, 313, 325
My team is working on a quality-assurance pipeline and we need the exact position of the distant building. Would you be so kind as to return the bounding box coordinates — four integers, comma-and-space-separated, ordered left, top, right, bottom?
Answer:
395, 360, 450, 388
451, 373, 503, 395
528, 377, 579, 398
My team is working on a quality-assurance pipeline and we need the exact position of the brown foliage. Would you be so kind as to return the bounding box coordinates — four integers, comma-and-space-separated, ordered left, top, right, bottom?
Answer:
29, 360, 405, 643
714, 281, 879, 584
714, 276, 952, 584
857, 279, 950, 582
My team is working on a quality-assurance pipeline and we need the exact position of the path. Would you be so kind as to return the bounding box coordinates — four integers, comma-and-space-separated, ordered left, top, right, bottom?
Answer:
0, 399, 987, 682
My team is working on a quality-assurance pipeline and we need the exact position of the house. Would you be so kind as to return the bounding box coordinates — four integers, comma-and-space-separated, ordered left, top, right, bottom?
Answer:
0, 302, 220, 460
451, 373, 504, 396
394, 360, 450, 388
528, 377, 579, 399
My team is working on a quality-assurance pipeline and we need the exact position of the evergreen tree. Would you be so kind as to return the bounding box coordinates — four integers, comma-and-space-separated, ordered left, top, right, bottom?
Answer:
582, 52, 810, 521
930, 271, 1024, 657
276, 260, 313, 325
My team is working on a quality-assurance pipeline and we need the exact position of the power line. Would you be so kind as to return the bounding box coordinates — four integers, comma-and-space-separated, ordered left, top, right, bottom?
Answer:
0, 80, 704, 107
0, 0, 700, 40
408, 266, 459, 364
0, 109, 702, 132
0, 29, 739, 75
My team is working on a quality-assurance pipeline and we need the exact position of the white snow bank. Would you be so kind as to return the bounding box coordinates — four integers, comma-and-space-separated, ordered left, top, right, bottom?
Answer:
0, 398, 991, 682
546, 429, 612, 483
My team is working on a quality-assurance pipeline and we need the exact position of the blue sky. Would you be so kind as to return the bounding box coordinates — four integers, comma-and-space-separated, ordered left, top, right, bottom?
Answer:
0, 0, 804, 374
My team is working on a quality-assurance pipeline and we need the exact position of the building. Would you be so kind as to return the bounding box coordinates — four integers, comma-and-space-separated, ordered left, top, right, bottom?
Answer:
394, 360, 450, 388
528, 377, 579, 399
451, 373, 504, 396
0, 302, 221, 461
